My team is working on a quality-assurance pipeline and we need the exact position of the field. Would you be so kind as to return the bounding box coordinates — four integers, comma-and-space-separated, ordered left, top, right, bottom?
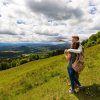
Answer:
0, 44, 100, 100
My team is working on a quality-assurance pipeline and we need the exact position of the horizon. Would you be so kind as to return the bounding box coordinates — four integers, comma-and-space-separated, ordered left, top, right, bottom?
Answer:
0, 41, 71, 45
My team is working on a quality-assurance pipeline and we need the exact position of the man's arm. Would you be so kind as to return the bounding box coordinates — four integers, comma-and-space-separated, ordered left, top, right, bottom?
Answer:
67, 44, 82, 53
64, 50, 71, 61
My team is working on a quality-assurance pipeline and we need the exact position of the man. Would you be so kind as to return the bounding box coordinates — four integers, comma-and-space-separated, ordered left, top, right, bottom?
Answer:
66, 36, 82, 53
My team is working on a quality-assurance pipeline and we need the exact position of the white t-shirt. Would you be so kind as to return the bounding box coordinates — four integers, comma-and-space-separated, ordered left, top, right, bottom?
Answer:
67, 44, 82, 53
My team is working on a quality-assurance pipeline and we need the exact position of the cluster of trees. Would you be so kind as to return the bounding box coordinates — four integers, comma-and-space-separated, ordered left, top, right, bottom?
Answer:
81, 31, 100, 48
0, 54, 39, 71
0, 48, 66, 71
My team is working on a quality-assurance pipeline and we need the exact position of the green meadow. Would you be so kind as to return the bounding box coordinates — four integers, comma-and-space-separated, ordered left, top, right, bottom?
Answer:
0, 44, 100, 100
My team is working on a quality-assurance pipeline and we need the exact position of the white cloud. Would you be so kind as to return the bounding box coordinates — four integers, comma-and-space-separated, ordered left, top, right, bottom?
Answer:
0, 0, 100, 43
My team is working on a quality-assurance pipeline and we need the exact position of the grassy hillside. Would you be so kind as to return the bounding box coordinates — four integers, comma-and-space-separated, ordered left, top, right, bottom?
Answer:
0, 44, 100, 100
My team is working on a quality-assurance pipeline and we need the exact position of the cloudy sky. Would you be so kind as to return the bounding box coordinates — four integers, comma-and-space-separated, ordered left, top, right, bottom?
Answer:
0, 0, 100, 43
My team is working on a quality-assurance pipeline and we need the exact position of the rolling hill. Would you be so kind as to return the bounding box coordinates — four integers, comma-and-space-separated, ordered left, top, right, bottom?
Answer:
0, 44, 100, 100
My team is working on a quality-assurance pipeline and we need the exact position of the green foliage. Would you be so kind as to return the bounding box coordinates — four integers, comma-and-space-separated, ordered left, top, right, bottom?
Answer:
29, 54, 39, 61
82, 31, 100, 48
20, 59, 28, 65
96, 38, 100, 44
0, 48, 65, 71
11, 61, 16, 67
81, 39, 88, 46
29, 54, 35, 61
0, 62, 11, 70
96, 31, 100, 38
89, 34, 97, 41
85, 40, 95, 47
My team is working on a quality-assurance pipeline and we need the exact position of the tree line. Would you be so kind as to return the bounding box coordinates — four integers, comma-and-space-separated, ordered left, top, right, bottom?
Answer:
0, 48, 65, 71
81, 31, 100, 48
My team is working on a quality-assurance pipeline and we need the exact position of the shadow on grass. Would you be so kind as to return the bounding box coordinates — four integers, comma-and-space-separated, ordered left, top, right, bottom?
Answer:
75, 83, 100, 100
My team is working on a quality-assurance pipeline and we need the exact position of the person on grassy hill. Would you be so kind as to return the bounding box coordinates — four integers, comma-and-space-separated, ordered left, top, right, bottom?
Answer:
64, 41, 83, 93
64, 36, 84, 93
65, 36, 83, 80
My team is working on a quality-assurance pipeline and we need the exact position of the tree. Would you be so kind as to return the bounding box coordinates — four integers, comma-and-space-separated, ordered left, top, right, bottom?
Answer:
20, 59, 28, 65
89, 34, 97, 41
96, 31, 100, 38
96, 38, 100, 44
11, 61, 16, 67
34, 55, 39, 60
0, 62, 10, 70
29, 54, 35, 61
81, 39, 88, 46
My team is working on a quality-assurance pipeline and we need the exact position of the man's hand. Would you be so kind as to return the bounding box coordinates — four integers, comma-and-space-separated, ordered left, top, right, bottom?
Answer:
64, 49, 71, 61
64, 49, 68, 54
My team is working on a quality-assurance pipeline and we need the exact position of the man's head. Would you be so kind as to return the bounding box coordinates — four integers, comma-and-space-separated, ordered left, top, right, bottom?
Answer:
72, 36, 79, 43
72, 42, 80, 49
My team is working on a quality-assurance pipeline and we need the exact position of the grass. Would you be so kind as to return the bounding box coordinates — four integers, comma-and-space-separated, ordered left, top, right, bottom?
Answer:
0, 44, 100, 100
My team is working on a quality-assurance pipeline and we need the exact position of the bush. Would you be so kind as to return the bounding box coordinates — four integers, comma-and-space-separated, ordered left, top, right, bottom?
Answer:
11, 61, 16, 67
20, 59, 28, 65
82, 31, 100, 48
96, 38, 100, 44
96, 31, 100, 38
0, 62, 11, 70
89, 34, 97, 41
29, 54, 39, 61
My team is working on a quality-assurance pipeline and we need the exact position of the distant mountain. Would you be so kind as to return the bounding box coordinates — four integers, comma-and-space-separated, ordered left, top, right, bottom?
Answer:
0, 42, 71, 51
0, 42, 71, 58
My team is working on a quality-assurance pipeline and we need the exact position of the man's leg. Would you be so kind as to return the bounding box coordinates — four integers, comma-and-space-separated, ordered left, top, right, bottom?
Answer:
75, 72, 79, 79
74, 72, 79, 88
73, 75, 81, 86
68, 67, 75, 90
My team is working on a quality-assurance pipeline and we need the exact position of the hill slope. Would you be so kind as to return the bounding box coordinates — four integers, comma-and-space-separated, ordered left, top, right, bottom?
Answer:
0, 44, 100, 100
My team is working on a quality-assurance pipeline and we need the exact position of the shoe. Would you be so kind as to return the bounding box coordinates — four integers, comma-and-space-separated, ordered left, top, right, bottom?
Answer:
68, 89, 77, 94
68, 83, 71, 86
69, 87, 72, 90
75, 84, 79, 88
78, 86, 85, 90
